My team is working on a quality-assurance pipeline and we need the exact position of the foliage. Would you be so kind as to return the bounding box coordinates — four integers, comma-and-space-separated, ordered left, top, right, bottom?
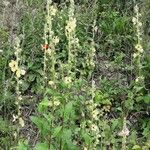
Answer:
0, 0, 150, 150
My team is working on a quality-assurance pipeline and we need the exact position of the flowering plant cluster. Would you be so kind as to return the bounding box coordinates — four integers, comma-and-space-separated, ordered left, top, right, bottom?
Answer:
9, 38, 26, 78
1, 0, 150, 149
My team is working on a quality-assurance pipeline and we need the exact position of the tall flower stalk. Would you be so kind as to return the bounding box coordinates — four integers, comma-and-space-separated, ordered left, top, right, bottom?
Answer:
42, 0, 59, 148
43, 0, 58, 89
9, 37, 26, 142
132, 3, 144, 85
118, 117, 129, 150
84, 18, 99, 149
65, 0, 78, 77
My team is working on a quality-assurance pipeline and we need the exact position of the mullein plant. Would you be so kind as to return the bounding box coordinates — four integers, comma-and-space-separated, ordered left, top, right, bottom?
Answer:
9, 37, 26, 142
85, 79, 100, 150
83, 20, 100, 149
65, 0, 79, 78
118, 116, 129, 150
42, 0, 59, 89
41, 0, 59, 147
132, 3, 144, 87
85, 20, 96, 79
116, 3, 144, 150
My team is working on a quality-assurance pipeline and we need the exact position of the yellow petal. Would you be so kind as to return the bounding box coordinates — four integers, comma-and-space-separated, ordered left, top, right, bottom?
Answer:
16, 69, 21, 78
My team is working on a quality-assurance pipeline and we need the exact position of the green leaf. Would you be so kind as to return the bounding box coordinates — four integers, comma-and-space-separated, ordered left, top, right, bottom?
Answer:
21, 81, 30, 91
132, 145, 142, 150
39, 97, 50, 107
17, 141, 29, 150
38, 97, 50, 112
143, 95, 150, 104
28, 74, 36, 82
81, 131, 92, 144
94, 91, 111, 105
63, 129, 72, 141
30, 116, 42, 129
66, 141, 77, 150
64, 101, 74, 120
111, 119, 119, 130
53, 126, 62, 137
43, 114, 52, 123
35, 142, 49, 150
30, 116, 50, 135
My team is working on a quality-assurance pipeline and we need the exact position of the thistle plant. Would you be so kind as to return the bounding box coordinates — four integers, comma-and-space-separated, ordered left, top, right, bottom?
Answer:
9, 36, 26, 141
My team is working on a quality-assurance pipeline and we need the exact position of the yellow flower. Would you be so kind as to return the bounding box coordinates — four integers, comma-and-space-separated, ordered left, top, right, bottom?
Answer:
16, 69, 21, 78
50, 6, 57, 16
132, 17, 137, 25
48, 100, 60, 107
83, 147, 88, 150
91, 124, 99, 132
92, 109, 99, 120
16, 69, 26, 78
66, 18, 76, 33
135, 44, 143, 53
19, 117, 25, 127
64, 76, 72, 84
53, 36, 59, 44
47, 49, 52, 55
9, 60, 18, 72
133, 53, 139, 58
18, 96, 22, 101
135, 76, 144, 82
48, 101, 53, 107
54, 100, 60, 106
48, 81, 54, 85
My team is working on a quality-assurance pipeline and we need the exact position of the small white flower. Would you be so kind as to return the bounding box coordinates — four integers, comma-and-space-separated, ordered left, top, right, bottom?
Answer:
12, 114, 18, 122
48, 81, 54, 85
134, 5, 139, 13
54, 100, 60, 106
53, 36, 59, 44
13, 132, 17, 139
118, 127, 129, 137
133, 53, 139, 58
138, 22, 142, 27
92, 109, 99, 120
48, 101, 53, 107
83, 147, 88, 150
64, 76, 72, 84
21, 69, 26, 75
18, 96, 22, 101
132, 17, 137, 25
91, 124, 99, 132
135, 76, 144, 82
19, 117, 25, 127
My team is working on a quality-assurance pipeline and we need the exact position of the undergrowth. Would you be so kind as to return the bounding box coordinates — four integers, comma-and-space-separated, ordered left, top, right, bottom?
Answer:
0, 0, 150, 150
